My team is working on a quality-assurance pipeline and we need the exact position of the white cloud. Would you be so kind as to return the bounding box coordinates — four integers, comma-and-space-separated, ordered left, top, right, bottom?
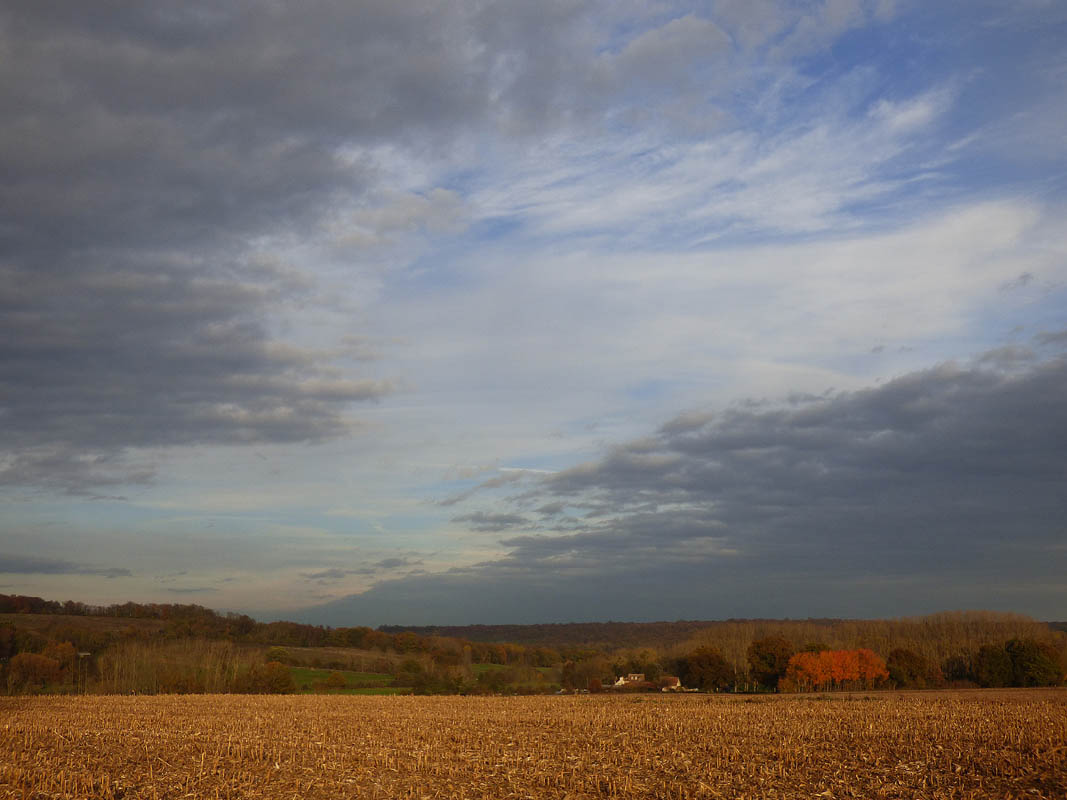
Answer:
462, 78, 959, 246
332, 189, 468, 249
869, 87, 955, 133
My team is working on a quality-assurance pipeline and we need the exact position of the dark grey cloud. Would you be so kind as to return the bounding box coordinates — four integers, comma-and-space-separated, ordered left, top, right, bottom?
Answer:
305, 344, 1067, 625
374, 557, 420, 571
0, 554, 132, 579
301, 568, 353, 582
1, 2, 492, 490
975, 345, 1036, 369
535, 501, 566, 516
300, 557, 422, 582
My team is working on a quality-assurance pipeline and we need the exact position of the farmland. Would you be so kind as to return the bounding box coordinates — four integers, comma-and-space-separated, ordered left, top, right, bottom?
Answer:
1, 690, 1064, 799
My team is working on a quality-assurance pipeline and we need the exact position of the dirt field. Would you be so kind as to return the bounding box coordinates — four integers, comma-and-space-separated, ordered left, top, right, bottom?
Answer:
1, 690, 1064, 799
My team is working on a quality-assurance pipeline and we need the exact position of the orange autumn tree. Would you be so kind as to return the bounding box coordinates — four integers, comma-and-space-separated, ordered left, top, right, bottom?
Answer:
780, 649, 888, 692
856, 648, 890, 688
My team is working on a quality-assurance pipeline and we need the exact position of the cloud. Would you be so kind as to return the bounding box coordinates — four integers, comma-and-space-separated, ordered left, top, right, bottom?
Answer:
374, 557, 420, 570
0, 555, 132, 579
1, 3, 493, 490
869, 88, 953, 134
301, 568, 353, 582
438, 470, 527, 506
304, 343, 1067, 624
3, 1, 1050, 498
770, 0, 868, 61
1036, 330, 1067, 346
334, 189, 469, 249
1000, 273, 1034, 292
165, 587, 219, 594
535, 502, 567, 516
5, 2, 863, 494
592, 14, 731, 100
300, 557, 423, 582
450, 512, 530, 532
5, 1, 1066, 620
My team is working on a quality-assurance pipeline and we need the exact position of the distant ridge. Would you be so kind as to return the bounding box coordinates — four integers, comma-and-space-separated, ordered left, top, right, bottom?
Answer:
378, 619, 848, 650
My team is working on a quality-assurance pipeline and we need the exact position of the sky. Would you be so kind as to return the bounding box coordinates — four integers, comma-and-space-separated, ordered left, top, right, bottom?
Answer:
1, 0, 1065, 626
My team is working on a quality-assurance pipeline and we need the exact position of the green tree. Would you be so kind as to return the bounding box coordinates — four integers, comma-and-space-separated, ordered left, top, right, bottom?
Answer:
569, 656, 612, 690
680, 647, 733, 692
973, 644, 1012, 688
0, 624, 15, 660
560, 660, 577, 690
747, 636, 794, 689
1006, 639, 1061, 687
942, 653, 973, 684
887, 648, 928, 688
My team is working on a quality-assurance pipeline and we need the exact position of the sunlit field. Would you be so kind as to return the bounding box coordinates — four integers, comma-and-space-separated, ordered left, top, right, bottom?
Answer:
1, 690, 1064, 799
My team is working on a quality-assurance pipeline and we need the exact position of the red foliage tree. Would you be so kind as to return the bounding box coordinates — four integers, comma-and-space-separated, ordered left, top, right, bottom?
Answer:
856, 648, 889, 688
781, 648, 889, 692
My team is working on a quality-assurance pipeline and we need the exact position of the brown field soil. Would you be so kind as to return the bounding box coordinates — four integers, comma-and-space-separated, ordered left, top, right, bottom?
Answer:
1, 690, 1064, 799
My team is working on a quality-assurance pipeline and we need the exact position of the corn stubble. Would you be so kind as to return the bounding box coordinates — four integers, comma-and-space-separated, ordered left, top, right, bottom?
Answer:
1, 691, 1064, 799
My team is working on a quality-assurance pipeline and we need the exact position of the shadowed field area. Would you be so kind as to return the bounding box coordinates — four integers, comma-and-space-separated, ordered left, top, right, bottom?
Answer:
1, 690, 1064, 799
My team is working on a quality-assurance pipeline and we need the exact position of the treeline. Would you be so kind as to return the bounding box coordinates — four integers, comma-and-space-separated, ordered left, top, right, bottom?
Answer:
564, 635, 1065, 694
94, 641, 297, 694
390, 613, 1066, 662
5, 638, 297, 695
0, 594, 559, 666
671, 612, 1063, 672
511, 613, 1067, 693
378, 620, 749, 650
2, 594, 1065, 696
0, 594, 562, 695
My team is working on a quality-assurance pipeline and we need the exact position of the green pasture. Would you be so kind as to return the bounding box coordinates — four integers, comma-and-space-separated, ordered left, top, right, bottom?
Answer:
289, 666, 409, 694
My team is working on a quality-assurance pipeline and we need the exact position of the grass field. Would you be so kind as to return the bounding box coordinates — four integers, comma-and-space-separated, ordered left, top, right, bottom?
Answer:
470, 662, 555, 676
288, 666, 407, 695
1, 689, 1064, 799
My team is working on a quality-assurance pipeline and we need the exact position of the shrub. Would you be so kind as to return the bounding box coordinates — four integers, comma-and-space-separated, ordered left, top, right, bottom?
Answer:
235, 661, 296, 694
266, 647, 292, 665
7, 653, 62, 692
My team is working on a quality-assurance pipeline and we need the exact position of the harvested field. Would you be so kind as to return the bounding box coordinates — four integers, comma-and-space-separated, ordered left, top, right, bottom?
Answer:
1, 690, 1064, 799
